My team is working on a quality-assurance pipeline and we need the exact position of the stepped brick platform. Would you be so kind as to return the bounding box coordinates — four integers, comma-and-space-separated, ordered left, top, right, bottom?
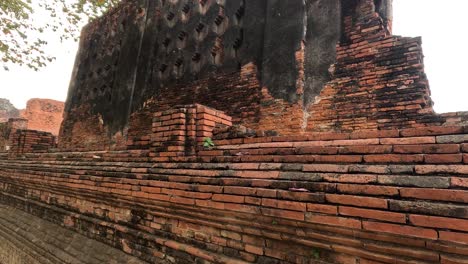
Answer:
1, 120, 468, 263
1, 0, 468, 263
8, 129, 56, 155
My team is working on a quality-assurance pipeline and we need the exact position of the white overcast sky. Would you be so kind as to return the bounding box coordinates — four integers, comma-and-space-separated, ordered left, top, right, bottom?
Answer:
0, 0, 467, 113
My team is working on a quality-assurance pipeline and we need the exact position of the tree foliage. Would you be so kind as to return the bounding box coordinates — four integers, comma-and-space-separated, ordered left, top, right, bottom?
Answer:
0, 0, 120, 71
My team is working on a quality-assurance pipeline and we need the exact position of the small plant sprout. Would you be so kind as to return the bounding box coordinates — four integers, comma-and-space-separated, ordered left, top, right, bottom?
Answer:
203, 137, 215, 149
311, 248, 320, 259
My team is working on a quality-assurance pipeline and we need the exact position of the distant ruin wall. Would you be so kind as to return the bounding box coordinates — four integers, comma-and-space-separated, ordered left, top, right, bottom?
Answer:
0, 118, 56, 154
59, 0, 444, 151
21, 99, 64, 136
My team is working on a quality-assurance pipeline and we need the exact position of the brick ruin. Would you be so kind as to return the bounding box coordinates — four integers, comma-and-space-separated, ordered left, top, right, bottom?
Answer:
0, 98, 64, 153
1, 0, 468, 263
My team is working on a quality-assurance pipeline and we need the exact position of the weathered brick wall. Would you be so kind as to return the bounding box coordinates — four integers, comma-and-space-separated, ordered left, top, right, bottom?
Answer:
148, 104, 232, 158
0, 118, 29, 152
8, 129, 56, 155
1, 116, 468, 263
0, 122, 9, 152
62, 0, 454, 151
307, 0, 442, 131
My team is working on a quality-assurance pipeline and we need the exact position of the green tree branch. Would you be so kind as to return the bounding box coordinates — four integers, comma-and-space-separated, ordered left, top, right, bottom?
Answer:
0, 0, 120, 71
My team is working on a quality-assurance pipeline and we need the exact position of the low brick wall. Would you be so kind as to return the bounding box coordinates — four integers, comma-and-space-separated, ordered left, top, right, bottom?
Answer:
8, 129, 56, 154
0, 124, 467, 263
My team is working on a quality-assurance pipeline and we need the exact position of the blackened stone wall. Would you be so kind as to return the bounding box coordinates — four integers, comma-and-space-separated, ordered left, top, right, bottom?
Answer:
61, 0, 356, 150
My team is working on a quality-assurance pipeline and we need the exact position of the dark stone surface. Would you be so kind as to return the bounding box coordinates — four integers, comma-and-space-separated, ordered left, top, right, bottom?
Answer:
303, 0, 341, 106
261, 0, 304, 102
64, 0, 367, 137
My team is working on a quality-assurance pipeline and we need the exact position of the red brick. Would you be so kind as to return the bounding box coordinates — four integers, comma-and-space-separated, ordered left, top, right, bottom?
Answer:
305, 214, 362, 229
439, 231, 468, 245
462, 143, 468, 152
224, 186, 256, 196
261, 207, 304, 221
239, 251, 257, 262
326, 194, 387, 209
441, 255, 468, 264
245, 244, 264, 255
307, 203, 338, 214
242, 235, 265, 246
198, 150, 224, 156
210, 236, 227, 246
323, 174, 377, 184
132, 191, 149, 198
224, 203, 258, 214
234, 171, 280, 179
249, 180, 274, 188
212, 194, 244, 203
364, 154, 424, 163
131, 168, 148, 173
424, 154, 463, 164
339, 206, 406, 223
228, 163, 260, 170
350, 129, 399, 139
465, 154, 468, 164
220, 230, 242, 240
170, 196, 195, 205
272, 135, 305, 142
362, 221, 437, 239
296, 146, 339, 154
400, 126, 464, 137
264, 248, 286, 260
196, 185, 223, 193
339, 145, 392, 154
277, 190, 324, 203
256, 189, 277, 198
258, 163, 283, 170
353, 228, 426, 248
400, 188, 468, 203
330, 138, 380, 146
452, 177, 468, 188
410, 215, 468, 232
436, 134, 468, 144
348, 165, 389, 174
380, 137, 435, 145
140, 187, 162, 193
393, 144, 460, 154
365, 243, 439, 262
258, 142, 294, 148
332, 245, 395, 264
261, 198, 306, 212
337, 184, 399, 196
415, 165, 468, 175
312, 132, 350, 141
425, 241, 468, 257
303, 164, 349, 173
245, 197, 261, 205
147, 193, 170, 201
314, 155, 363, 163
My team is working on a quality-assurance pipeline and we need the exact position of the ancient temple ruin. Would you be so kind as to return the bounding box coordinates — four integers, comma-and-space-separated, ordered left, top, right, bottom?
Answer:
1, 0, 468, 263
